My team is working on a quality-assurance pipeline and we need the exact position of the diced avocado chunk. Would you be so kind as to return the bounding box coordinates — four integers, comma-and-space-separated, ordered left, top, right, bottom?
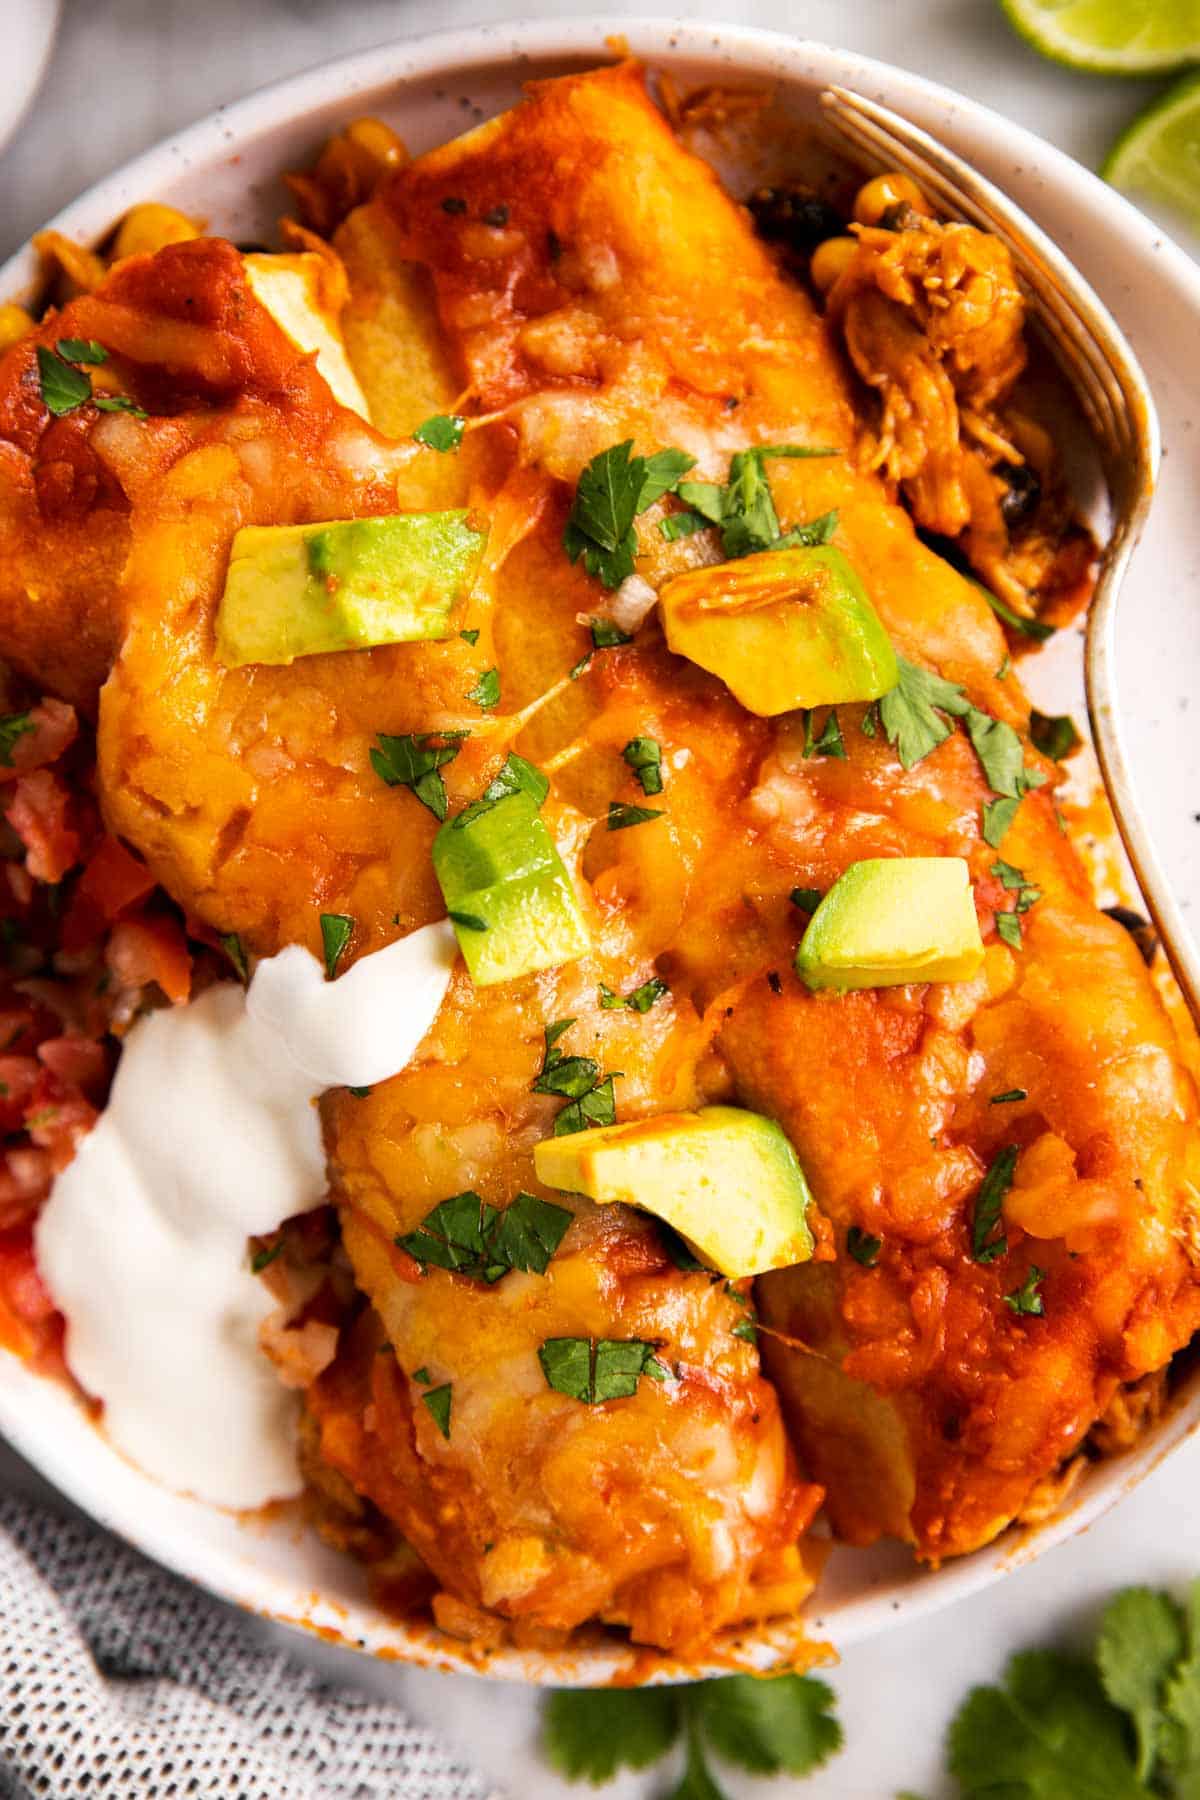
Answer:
659, 544, 898, 717
432, 793, 591, 986
796, 857, 984, 992
216, 513, 486, 668
534, 1104, 814, 1279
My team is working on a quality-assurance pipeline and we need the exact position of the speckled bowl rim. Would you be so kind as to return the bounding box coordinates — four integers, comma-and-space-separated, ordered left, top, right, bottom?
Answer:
1, 15, 1198, 1684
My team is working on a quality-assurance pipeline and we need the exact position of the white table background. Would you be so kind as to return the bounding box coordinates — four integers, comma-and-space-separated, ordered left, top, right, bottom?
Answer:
2, 3, 1198, 1796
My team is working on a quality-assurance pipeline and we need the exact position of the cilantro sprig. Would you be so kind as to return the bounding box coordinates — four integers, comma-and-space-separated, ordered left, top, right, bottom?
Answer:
0, 713, 34, 768
950, 1580, 1200, 1797
971, 1144, 1018, 1264
397, 1189, 572, 1283
676, 444, 838, 560
600, 975, 668, 1013
413, 413, 465, 452
319, 912, 354, 979
370, 729, 469, 821
36, 338, 145, 419
542, 1671, 842, 1793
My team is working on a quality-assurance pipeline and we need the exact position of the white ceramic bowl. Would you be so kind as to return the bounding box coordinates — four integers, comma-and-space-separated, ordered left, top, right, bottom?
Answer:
3, 16, 1200, 1684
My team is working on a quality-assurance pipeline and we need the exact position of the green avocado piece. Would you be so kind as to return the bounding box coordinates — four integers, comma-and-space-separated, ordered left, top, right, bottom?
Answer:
216, 513, 486, 667
432, 793, 591, 986
796, 857, 985, 992
658, 544, 898, 716
534, 1104, 814, 1279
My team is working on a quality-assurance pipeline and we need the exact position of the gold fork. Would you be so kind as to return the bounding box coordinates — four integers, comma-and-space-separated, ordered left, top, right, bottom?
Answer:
819, 87, 1198, 1021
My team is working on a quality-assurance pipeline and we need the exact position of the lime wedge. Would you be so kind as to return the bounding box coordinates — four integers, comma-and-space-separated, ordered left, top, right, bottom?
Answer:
1000, 0, 1200, 72
1104, 70, 1200, 230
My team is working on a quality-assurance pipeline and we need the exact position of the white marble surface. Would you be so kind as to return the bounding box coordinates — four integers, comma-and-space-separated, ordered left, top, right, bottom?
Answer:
2, 4, 1198, 1797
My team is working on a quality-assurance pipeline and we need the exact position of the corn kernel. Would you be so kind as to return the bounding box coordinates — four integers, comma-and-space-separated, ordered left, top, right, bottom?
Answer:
0, 304, 33, 353
113, 204, 203, 262
810, 235, 858, 294
853, 172, 930, 227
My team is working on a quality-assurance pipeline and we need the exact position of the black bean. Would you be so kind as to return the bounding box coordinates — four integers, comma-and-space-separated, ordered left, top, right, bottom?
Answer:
747, 186, 846, 257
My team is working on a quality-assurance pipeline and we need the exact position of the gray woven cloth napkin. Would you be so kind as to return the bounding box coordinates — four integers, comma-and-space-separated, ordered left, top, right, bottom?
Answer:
0, 1495, 502, 1800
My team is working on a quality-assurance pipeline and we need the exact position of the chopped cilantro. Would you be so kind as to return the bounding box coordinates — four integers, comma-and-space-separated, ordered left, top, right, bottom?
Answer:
658, 509, 708, 541
421, 1383, 453, 1438
975, 584, 1056, 641
878, 655, 971, 768
347, 1085, 372, 1098
410, 1366, 431, 1383
990, 1088, 1027, 1105
971, 1145, 1017, 1264
250, 1240, 283, 1274
1030, 709, 1082, 761
533, 1020, 621, 1136
413, 413, 466, 452
732, 1316, 758, 1344
791, 886, 823, 913
803, 708, 846, 759
56, 338, 107, 364
36, 346, 92, 416
554, 1076, 619, 1136
964, 707, 1028, 798
542, 1671, 841, 1788
622, 736, 664, 795
447, 910, 487, 931
607, 800, 664, 831
370, 730, 468, 821
466, 667, 500, 711
93, 395, 147, 418
452, 751, 548, 830
538, 1336, 666, 1403
0, 713, 34, 767
1004, 1265, 1046, 1316
995, 911, 1023, 948
847, 1226, 882, 1267
676, 443, 837, 560
319, 912, 353, 979
219, 932, 249, 983
563, 440, 695, 589
397, 1189, 571, 1283
459, 628, 480, 646
599, 976, 668, 1013
591, 617, 633, 650
982, 795, 1021, 848
997, 652, 1012, 680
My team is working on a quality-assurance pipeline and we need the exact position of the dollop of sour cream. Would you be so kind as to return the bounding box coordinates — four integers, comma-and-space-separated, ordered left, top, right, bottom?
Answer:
34, 921, 457, 1510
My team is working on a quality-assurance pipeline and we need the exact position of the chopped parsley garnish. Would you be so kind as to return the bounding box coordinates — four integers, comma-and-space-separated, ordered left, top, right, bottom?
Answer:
591, 618, 633, 650
732, 1315, 758, 1344
36, 346, 92, 416
1004, 1265, 1046, 1316
532, 1019, 622, 1136
397, 1189, 572, 1283
250, 1240, 283, 1274
599, 976, 668, 1013
607, 800, 664, 831
538, 1336, 667, 1404
56, 338, 107, 365
1030, 709, 1082, 761
0, 713, 34, 767
990, 1088, 1027, 1105
413, 412, 466, 452
542, 1671, 842, 1788
791, 886, 823, 913
370, 729, 469, 821
563, 440, 696, 589
459, 628, 480, 646
466, 667, 500, 711
452, 751, 548, 829
347, 1085, 372, 1098
219, 932, 249, 983
319, 912, 353, 979
447, 910, 488, 931
411, 1366, 431, 1384
971, 1145, 1018, 1264
676, 443, 838, 560
622, 736, 664, 796
991, 858, 1041, 932
847, 1226, 882, 1267
803, 708, 846, 759
421, 1383, 453, 1439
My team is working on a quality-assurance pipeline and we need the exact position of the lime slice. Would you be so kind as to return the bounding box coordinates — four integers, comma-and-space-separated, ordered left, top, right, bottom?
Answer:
1104, 70, 1200, 230
1000, 0, 1200, 72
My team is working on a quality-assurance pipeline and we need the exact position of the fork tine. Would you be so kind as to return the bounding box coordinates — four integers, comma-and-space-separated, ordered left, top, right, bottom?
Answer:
816, 87, 1200, 1025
